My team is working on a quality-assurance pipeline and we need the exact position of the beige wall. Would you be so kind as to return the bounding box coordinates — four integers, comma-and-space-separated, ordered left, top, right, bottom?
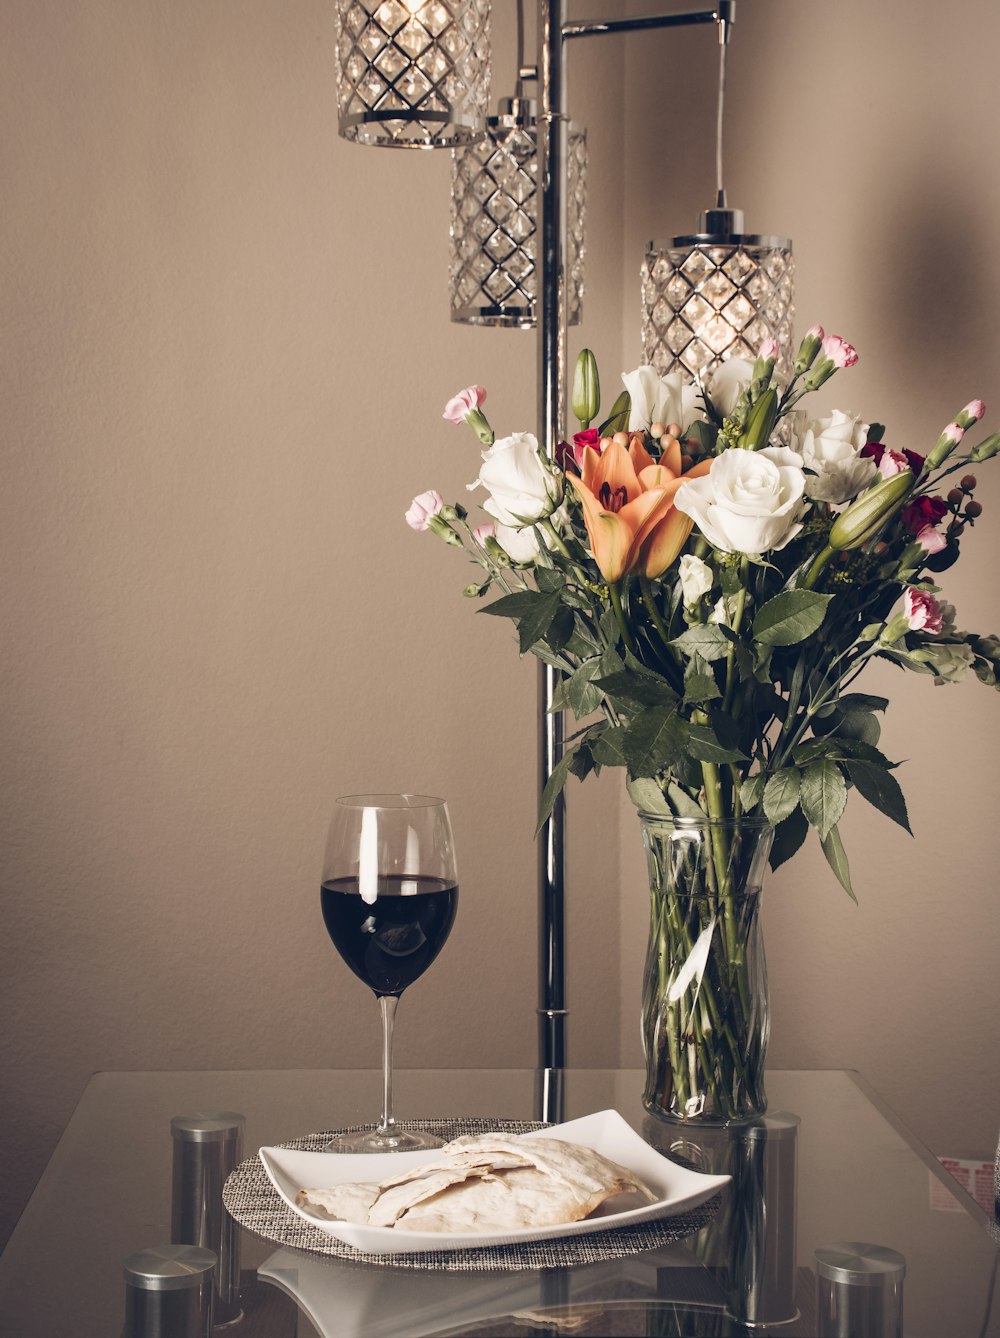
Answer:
0, 0, 627, 1247
1, 0, 997, 1253
618, 0, 1000, 1159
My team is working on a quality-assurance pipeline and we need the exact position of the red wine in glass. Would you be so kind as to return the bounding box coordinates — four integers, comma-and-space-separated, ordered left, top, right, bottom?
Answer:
320, 795, 458, 1153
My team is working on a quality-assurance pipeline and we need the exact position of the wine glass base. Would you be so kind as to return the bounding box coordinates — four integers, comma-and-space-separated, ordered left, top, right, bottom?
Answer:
322, 1126, 445, 1154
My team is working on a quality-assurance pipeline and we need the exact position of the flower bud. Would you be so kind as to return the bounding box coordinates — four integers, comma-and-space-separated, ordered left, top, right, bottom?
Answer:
752, 339, 779, 384
829, 469, 914, 551
970, 431, 1000, 462
426, 513, 464, 547
793, 325, 824, 373
957, 399, 986, 428
738, 387, 778, 450
465, 408, 495, 447
439, 502, 467, 523
572, 348, 600, 428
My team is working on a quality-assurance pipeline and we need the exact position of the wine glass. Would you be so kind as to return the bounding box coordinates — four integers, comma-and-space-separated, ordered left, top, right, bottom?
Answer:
320, 793, 459, 1152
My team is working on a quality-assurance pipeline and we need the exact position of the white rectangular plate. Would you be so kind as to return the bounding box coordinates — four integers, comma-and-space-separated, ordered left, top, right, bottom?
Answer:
258, 1109, 730, 1255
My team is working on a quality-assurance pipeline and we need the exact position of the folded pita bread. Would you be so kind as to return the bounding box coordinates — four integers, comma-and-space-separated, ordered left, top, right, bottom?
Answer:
296, 1133, 655, 1234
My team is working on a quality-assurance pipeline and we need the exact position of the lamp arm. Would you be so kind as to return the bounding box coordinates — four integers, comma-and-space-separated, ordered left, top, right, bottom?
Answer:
562, 3, 734, 42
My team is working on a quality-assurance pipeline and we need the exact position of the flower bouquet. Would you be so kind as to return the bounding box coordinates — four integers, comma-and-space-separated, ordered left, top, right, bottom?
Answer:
408, 334, 1000, 1123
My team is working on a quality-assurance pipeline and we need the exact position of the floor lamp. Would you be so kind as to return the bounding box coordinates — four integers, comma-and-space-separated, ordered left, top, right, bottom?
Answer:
335, 1, 797, 1121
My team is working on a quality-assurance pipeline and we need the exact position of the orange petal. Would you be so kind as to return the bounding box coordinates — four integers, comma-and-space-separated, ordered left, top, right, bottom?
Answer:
566, 473, 635, 582
638, 463, 677, 492
628, 436, 656, 475
590, 438, 643, 504
642, 506, 695, 579
662, 436, 683, 475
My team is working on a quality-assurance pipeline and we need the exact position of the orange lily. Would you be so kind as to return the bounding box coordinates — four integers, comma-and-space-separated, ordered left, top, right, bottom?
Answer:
566, 437, 712, 582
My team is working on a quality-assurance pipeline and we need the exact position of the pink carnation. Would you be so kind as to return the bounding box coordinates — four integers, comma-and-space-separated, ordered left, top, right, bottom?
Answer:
903, 587, 943, 634
757, 338, 781, 361
939, 422, 965, 446
806, 324, 825, 340
821, 335, 859, 369
915, 525, 947, 555
405, 489, 444, 531
962, 399, 986, 421
443, 385, 487, 426
472, 521, 496, 545
876, 447, 913, 479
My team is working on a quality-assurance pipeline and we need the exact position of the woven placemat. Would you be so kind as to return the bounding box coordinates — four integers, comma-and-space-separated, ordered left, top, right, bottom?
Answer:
223, 1118, 721, 1272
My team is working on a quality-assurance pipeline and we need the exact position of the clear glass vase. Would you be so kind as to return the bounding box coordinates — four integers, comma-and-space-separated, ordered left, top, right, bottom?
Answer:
640, 814, 774, 1126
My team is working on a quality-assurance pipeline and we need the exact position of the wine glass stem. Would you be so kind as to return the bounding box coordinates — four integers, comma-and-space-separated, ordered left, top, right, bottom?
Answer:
376, 993, 398, 1136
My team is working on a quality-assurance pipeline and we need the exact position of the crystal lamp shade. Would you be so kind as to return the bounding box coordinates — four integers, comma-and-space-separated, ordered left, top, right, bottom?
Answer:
336, 0, 492, 149
450, 102, 587, 327
641, 234, 795, 381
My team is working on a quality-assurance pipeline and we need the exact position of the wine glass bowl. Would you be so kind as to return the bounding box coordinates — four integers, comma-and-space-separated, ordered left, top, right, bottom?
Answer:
320, 794, 458, 1153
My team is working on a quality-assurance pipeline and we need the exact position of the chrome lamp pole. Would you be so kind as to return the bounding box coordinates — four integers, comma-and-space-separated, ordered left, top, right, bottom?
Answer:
534, 2, 735, 1120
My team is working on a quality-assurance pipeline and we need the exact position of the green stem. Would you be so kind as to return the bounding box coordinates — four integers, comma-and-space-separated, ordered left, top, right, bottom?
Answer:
801, 543, 835, 591
610, 581, 639, 656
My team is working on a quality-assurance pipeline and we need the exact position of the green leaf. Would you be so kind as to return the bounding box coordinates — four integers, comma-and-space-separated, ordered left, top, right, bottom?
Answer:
686, 721, 746, 764
480, 590, 550, 620
846, 761, 912, 833
707, 707, 747, 759
683, 653, 721, 704
626, 776, 672, 816
518, 591, 563, 653
667, 782, 708, 820
591, 726, 630, 768
753, 590, 833, 646
671, 623, 733, 661
800, 759, 848, 840
597, 390, 630, 438
546, 604, 576, 652
622, 707, 687, 778
567, 659, 604, 719
594, 669, 678, 713
834, 693, 889, 715
769, 808, 809, 871
763, 769, 802, 826
535, 745, 577, 836
820, 823, 857, 902
740, 773, 765, 812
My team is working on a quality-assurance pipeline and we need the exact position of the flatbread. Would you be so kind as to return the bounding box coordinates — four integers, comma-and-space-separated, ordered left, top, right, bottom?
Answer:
296, 1133, 656, 1234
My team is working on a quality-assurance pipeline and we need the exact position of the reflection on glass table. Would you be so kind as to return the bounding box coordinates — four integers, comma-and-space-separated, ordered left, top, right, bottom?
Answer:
0, 1069, 996, 1337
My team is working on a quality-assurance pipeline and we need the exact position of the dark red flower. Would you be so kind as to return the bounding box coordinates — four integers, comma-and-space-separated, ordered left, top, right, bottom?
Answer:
862, 441, 925, 473
558, 428, 602, 472
902, 494, 949, 535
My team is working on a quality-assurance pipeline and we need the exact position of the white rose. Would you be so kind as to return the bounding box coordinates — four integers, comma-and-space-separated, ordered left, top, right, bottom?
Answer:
796, 409, 877, 506
706, 356, 754, 418
674, 446, 807, 556
468, 431, 559, 529
678, 554, 714, 605
622, 366, 701, 433
493, 521, 540, 563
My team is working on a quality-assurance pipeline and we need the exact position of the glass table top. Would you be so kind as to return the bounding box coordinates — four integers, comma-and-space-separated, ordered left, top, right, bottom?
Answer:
0, 1067, 996, 1336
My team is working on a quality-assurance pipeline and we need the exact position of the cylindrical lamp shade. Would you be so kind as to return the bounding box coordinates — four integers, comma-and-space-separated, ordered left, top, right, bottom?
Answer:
641, 235, 794, 380
450, 102, 586, 327
337, 0, 491, 148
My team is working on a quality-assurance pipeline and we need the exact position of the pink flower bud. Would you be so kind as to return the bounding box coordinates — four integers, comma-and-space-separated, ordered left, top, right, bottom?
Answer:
940, 422, 965, 445
757, 338, 780, 361
806, 324, 824, 339
405, 489, 444, 531
962, 399, 986, 421
472, 521, 496, 545
877, 448, 912, 479
443, 385, 487, 425
821, 335, 859, 369
903, 587, 943, 634
915, 524, 947, 555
